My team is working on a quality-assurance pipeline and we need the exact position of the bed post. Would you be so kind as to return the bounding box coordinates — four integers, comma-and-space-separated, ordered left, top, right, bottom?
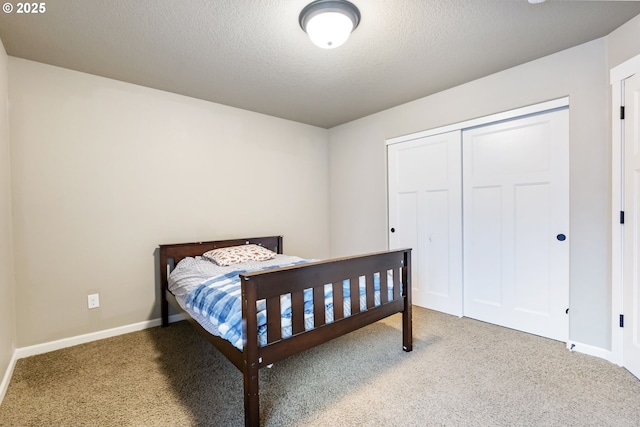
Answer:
241, 275, 260, 427
402, 249, 413, 352
159, 248, 170, 327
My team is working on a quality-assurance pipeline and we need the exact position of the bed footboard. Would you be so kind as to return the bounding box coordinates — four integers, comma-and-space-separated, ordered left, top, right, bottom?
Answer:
239, 248, 412, 426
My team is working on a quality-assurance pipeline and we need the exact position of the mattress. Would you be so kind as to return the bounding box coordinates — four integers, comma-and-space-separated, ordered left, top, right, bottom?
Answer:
168, 254, 393, 350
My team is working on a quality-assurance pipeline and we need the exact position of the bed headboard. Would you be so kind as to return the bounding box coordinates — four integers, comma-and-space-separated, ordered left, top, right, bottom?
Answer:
160, 235, 283, 269
159, 235, 283, 289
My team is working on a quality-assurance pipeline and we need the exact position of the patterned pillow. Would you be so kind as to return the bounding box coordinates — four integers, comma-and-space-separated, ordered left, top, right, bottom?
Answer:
202, 244, 277, 266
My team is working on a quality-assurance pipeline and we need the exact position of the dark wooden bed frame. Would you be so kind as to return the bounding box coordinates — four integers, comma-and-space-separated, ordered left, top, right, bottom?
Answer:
159, 236, 412, 427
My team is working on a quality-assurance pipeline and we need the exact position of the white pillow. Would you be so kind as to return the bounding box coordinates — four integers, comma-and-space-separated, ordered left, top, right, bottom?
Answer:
202, 244, 277, 266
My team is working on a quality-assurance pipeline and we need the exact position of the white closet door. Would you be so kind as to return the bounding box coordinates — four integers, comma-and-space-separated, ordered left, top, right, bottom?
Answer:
388, 131, 462, 315
462, 109, 569, 341
623, 72, 640, 379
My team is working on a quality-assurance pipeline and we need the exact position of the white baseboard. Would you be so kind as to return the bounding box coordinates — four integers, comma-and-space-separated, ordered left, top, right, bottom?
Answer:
566, 340, 613, 363
0, 350, 18, 404
15, 313, 185, 359
0, 313, 186, 405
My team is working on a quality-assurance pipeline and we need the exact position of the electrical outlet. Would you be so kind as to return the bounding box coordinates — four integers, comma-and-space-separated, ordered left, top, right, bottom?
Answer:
88, 293, 100, 309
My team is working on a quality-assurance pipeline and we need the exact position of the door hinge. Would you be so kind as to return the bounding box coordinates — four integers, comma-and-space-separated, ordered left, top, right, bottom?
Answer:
620, 211, 625, 224
621, 106, 625, 120
620, 314, 624, 328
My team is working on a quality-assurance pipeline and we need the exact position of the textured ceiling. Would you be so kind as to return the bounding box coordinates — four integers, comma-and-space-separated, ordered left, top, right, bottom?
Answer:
1, 0, 640, 128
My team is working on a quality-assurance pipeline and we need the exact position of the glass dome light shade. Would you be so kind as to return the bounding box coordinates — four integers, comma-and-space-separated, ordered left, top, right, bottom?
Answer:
305, 12, 354, 49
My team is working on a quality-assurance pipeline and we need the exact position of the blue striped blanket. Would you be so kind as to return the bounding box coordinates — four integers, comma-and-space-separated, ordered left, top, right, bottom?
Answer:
184, 263, 389, 349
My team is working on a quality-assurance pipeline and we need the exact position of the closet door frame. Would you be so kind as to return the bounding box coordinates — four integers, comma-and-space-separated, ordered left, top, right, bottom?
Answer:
611, 52, 640, 367
387, 98, 568, 148
386, 96, 569, 316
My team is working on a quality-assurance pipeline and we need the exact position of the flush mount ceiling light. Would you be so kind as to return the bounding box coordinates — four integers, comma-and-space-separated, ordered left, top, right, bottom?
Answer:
299, 0, 361, 49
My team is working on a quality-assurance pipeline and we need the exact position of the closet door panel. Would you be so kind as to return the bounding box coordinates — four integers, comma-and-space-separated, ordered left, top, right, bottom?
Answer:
465, 185, 503, 307
421, 189, 453, 297
388, 131, 462, 315
514, 182, 551, 315
462, 109, 569, 342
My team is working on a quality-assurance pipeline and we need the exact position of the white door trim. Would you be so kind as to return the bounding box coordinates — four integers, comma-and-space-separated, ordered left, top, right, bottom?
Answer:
386, 97, 569, 146
610, 52, 640, 367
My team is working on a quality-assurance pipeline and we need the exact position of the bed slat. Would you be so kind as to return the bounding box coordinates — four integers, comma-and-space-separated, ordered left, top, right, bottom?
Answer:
379, 271, 388, 304
350, 277, 360, 315
365, 273, 375, 309
313, 286, 326, 328
266, 297, 281, 344
393, 268, 401, 300
332, 281, 344, 320
291, 290, 305, 335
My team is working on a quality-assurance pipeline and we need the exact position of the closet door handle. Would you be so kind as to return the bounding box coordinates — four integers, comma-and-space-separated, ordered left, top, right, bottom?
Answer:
390, 228, 396, 233
556, 234, 566, 241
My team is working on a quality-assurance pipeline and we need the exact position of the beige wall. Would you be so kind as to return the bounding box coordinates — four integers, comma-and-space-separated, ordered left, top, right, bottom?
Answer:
0, 40, 15, 389
328, 38, 611, 349
9, 58, 330, 347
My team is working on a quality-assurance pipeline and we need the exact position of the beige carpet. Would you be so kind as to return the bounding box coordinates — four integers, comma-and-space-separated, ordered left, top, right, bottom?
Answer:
1, 307, 639, 426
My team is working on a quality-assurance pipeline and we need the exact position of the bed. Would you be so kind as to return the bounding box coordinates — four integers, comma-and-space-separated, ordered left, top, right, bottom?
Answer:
159, 236, 412, 427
